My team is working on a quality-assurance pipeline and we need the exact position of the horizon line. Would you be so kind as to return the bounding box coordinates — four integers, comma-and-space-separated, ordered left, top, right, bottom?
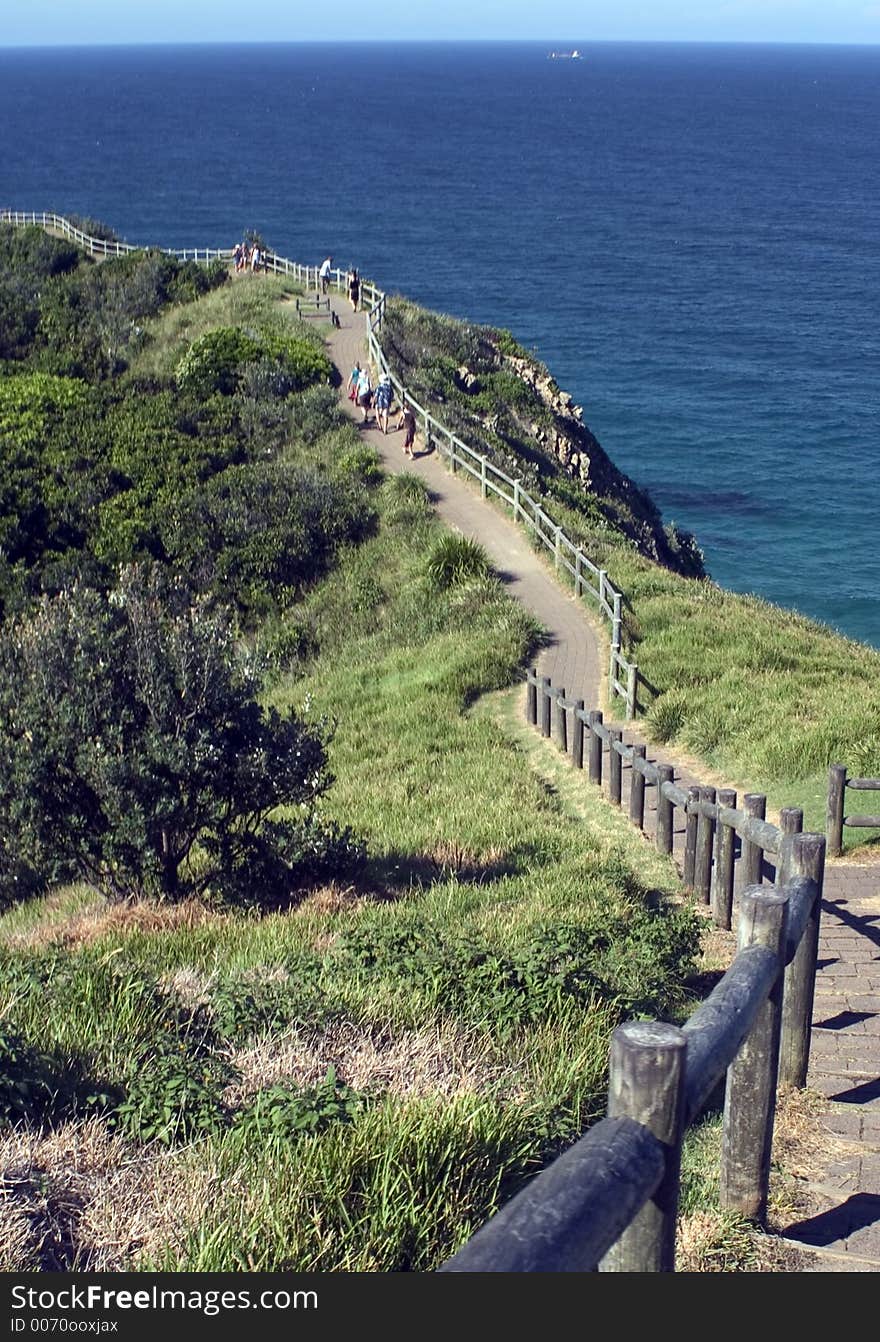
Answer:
3, 36, 880, 51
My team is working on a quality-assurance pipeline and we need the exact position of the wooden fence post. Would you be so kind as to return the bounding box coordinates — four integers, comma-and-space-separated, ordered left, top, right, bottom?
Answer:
600, 1021, 687, 1273
575, 551, 584, 597
630, 744, 647, 829
740, 794, 767, 888
481, 456, 488, 499
775, 808, 803, 886
657, 764, 674, 856
540, 678, 552, 739
588, 711, 603, 786
826, 764, 847, 858
609, 729, 623, 806
779, 832, 826, 1089
609, 593, 622, 687
720, 884, 789, 1223
526, 670, 538, 726
571, 700, 585, 770
554, 689, 568, 753
712, 789, 737, 930
626, 663, 638, 721
683, 786, 701, 890
694, 786, 716, 904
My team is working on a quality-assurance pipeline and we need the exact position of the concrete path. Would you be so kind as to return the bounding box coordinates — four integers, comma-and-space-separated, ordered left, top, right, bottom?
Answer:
318, 287, 880, 1271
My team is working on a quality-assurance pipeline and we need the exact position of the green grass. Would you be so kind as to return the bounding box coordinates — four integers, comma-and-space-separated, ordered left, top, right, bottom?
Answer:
0, 453, 702, 1271
128, 272, 313, 382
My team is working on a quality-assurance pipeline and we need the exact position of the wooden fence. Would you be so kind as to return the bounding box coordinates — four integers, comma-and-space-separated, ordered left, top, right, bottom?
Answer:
0, 207, 640, 717
826, 763, 880, 857
439, 672, 826, 1271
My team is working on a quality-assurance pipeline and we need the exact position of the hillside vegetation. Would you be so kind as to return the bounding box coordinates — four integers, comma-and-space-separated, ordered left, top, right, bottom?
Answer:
0, 224, 713, 1270
380, 295, 880, 842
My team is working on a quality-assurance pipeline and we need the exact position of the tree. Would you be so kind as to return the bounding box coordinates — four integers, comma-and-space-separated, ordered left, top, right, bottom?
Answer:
0, 564, 337, 904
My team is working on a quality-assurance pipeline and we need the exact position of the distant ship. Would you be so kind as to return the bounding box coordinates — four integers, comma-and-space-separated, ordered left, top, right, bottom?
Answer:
548, 49, 582, 59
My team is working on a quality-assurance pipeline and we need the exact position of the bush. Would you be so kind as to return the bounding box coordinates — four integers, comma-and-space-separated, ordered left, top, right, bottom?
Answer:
234, 1068, 365, 1140
0, 563, 337, 904
175, 327, 262, 397
176, 328, 331, 401
160, 462, 376, 616
423, 535, 491, 591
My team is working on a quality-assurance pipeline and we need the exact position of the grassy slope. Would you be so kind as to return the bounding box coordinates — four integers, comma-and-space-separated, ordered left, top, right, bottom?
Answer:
379, 297, 880, 849
0, 275, 708, 1271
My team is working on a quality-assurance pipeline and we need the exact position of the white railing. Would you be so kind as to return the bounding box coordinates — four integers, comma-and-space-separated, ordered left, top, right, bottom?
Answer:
0, 209, 639, 716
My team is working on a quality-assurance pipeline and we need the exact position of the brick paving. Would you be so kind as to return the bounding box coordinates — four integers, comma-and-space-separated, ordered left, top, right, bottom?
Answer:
321, 289, 880, 1271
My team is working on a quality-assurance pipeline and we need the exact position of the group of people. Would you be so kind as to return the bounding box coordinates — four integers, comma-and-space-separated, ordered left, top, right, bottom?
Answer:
233, 240, 268, 273
347, 362, 417, 455
318, 257, 361, 313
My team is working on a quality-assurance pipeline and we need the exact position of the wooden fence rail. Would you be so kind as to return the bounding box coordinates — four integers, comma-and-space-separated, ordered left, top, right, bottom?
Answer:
440, 675, 825, 1272
826, 763, 880, 857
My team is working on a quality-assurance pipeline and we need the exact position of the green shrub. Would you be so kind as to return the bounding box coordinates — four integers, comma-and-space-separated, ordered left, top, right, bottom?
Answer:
647, 690, 689, 744
0, 563, 335, 904
113, 1041, 231, 1145
175, 327, 262, 397
159, 463, 376, 616
423, 535, 491, 591
234, 1068, 365, 1140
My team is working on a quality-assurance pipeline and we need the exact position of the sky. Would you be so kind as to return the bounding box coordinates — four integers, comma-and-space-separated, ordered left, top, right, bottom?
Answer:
2, 1, 880, 47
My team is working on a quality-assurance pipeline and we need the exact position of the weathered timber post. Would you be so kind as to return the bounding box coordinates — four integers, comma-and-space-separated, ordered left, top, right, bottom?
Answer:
554, 525, 562, 570
526, 670, 538, 726
480, 456, 488, 499
775, 808, 803, 887
694, 786, 716, 904
598, 569, 607, 612
656, 765, 674, 856
713, 789, 737, 930
683, 786, 701, 890
540, 678, 552, 739
740, 794, 767, 888
588, 710, 603, 786
826, 764, 847, 858
779, 832, 826, 1089
630, 744, 647, 829
626, 662, 638, 721
513, 479, 521, 519
609, 593, 622, 687
600, 1021, 687, 1273
720, 884, 788, 1223
575, 551, 584, 597
571, 700, 585, 770
554, 689, 568, 753
609, 729, 623, 806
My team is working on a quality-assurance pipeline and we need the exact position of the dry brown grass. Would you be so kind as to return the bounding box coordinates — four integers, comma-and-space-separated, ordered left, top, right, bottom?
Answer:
3, 898, 226, 953
223, 1017, 516, 1107
0, 1120, 215, 1271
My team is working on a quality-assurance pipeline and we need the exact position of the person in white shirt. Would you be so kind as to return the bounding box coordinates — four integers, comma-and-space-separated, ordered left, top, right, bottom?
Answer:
319, 255, 332, 294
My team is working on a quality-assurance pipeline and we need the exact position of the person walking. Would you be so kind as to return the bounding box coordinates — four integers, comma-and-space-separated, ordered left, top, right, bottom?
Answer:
348, 267, 360, 312
355, 364, 372, 423
374, 372, 393, 434
347, 361, 361, 402
398, 400, 416, 457
319, 255, 332, 294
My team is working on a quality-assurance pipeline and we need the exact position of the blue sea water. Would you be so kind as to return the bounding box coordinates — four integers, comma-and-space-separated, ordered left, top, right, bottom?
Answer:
1, 41, 879, 647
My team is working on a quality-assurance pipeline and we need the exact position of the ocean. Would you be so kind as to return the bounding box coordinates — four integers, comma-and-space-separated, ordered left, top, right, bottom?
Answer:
1, 40, 878, 646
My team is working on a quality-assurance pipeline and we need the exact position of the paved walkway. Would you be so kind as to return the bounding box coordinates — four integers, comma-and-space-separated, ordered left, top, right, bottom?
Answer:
319, 287, 880, 1271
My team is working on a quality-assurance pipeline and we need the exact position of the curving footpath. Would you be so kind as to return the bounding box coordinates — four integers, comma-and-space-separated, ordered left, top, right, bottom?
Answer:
321, 288, 880, 1270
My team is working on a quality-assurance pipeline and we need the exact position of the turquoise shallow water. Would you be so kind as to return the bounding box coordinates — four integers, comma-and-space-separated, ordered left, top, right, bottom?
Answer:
2, 40, 878, 645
